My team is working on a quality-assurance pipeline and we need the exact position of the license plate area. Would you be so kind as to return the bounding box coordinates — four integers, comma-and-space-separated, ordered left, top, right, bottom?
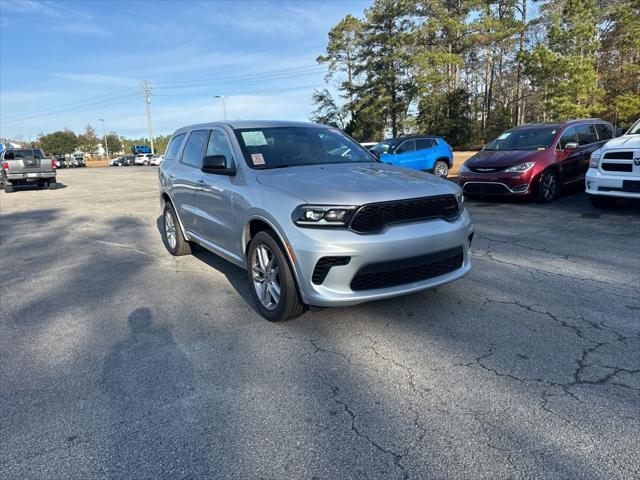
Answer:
622, 180, 640, 192
27, 173, 39, 178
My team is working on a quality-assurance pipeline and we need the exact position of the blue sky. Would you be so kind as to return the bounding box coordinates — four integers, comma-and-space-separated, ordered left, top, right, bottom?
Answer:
0, 0, 369, 140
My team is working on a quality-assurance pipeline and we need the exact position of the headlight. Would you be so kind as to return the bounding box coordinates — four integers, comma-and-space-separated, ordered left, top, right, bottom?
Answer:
459, 163, 470, 173
504, 162, 535, 173
590, 149, 602, 168
455, 191, 464, 207
292, 205, 357, 227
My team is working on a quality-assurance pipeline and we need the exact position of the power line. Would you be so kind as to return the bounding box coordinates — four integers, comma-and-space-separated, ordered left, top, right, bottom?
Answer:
152, 83, 325, 98
154, 64, 323, 88
0, 89, 139, 123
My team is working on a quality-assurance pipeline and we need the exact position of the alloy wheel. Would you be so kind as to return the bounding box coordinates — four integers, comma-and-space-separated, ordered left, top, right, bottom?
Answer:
434, 161, 449, 178
541, 172, 557, 201
164, 211, 177, 249
252, 244, 281, 310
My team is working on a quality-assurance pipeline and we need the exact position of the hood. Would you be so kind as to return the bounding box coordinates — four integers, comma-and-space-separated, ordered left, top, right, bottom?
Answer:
601, 135, 640, 150
255, 162, 458, 205
466, 149, 547, 168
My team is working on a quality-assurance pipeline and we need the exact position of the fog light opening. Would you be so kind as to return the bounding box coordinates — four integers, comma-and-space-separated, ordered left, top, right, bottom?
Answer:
512, 184, 529, 193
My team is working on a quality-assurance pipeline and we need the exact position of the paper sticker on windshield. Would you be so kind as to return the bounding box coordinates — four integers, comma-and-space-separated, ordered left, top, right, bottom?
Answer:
251, 153, 265, 165
242, 131, 268, 146
497, 133, 511, 140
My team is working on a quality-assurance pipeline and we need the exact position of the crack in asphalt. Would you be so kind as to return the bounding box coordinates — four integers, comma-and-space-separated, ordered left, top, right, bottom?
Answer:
318, 375, 409, 480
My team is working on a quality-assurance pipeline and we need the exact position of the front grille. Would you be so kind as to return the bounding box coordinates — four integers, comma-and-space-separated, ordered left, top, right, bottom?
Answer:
602, 163, 632, 172
350, 247, 463, 291
603, 151, 634, 160
469, 166, 506, 173
349, 195, 459, 234
462, 183, 510, 194
312, 256, 351, 285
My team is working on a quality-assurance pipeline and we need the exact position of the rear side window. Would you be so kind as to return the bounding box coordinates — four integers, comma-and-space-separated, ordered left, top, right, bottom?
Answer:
181, 130, 209, 168
164, 133, 186, 161
575, 124, 598, 145
396, 139, 416, 153
416, 138, 436, 150
33, 150, 44, 159
558, 127, 578, 150
595, 124, 613, 141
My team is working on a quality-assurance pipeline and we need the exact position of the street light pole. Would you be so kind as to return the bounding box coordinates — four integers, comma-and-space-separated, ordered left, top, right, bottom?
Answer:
99, 118, 109, 160
214, 95, 227, 120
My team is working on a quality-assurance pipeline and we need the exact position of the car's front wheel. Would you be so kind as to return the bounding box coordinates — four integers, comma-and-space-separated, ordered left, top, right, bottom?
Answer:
433, 160, 449, 178
537, 169, 559, 203
589, 194, 617, 208
247, 231, 305, 322
161, 203, 192, 256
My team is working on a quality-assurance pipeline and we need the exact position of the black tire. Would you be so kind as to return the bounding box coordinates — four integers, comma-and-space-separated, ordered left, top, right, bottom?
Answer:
432, 160, 449, 178
48, 181, 57, 190
246, 230, 305, 322
589, 194, 617, 209
537, 169, 559, 203
161, 202, 192, 256
4, 184, 14, 193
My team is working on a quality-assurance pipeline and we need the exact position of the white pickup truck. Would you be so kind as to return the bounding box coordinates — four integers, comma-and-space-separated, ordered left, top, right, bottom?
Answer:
0, 148, 57, 192
586, 118, 640, 207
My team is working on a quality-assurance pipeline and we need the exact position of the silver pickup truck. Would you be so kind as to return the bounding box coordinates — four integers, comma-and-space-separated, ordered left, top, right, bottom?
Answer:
1, 148, 57, 192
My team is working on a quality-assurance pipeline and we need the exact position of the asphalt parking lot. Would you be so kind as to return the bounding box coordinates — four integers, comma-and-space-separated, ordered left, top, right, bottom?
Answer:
1, 167, 639, 479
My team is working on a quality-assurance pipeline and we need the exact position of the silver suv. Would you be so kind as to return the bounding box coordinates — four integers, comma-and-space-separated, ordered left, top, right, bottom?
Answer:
158, 121, 474, 321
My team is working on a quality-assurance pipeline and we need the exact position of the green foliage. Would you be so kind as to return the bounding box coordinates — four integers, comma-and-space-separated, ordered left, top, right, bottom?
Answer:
38, 130, 79, 156
314, 0, 639, 146
310, 89, 347, 129
78, 124, 99, 154
104, 132, 122, 155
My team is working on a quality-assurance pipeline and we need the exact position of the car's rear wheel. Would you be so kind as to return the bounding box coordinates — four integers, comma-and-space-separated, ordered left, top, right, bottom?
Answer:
537, 170, 559, 203
433, 160, 449, 178
247, 231, 305, 322
589, 194, 617, 208
161, 202, 192, 256
48, 181, 57, 190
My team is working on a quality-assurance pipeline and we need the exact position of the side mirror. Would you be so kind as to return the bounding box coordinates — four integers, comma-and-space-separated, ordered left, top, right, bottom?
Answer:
202, 155, 235, 175
565, 142, 579, 150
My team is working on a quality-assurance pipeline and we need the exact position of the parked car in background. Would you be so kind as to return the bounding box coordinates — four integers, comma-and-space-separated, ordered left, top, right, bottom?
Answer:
159, 120, 473, 322
586, 118, 640, 208
68, 155, 85, 168
54, 156, 67, 168
135, 153, 153, 165
0, 148, 57, 192
458, 119, 614, 202
150, 155, 162, 166
370, 135, 454, 178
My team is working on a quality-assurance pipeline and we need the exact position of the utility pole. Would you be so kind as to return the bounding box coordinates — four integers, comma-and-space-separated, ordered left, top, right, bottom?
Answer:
99, 118, 109, 160
214, 95, 227, 120
143, 80, 155, 153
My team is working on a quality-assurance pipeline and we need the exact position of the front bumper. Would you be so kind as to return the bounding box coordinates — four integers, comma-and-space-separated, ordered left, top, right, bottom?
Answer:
458, 170, 534, 196
585, 168, 640, 199
7, 172, 56, 181
287, 209, 474, 307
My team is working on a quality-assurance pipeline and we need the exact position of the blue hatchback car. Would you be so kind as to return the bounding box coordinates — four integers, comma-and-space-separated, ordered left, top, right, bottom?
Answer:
371, 135, 454, 178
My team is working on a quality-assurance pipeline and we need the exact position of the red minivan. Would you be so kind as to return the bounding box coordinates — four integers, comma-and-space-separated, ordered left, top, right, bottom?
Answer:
458, 119, 614, 202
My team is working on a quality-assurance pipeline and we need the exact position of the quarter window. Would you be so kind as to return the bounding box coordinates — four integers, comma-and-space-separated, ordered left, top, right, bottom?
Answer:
595, 124, 613, 141
206, 130, 234, 167
416, 138, 436, 150
164, 133, 186, 161
181, 130, 209, 168
558, 127, 578, 150
575, 124, 598, 145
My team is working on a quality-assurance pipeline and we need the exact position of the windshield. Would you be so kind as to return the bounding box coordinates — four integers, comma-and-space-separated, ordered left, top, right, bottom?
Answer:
485, 127, 557, 151
625, 119, 640, 135
370, 139, 400, 154
234, 126, 375, 169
